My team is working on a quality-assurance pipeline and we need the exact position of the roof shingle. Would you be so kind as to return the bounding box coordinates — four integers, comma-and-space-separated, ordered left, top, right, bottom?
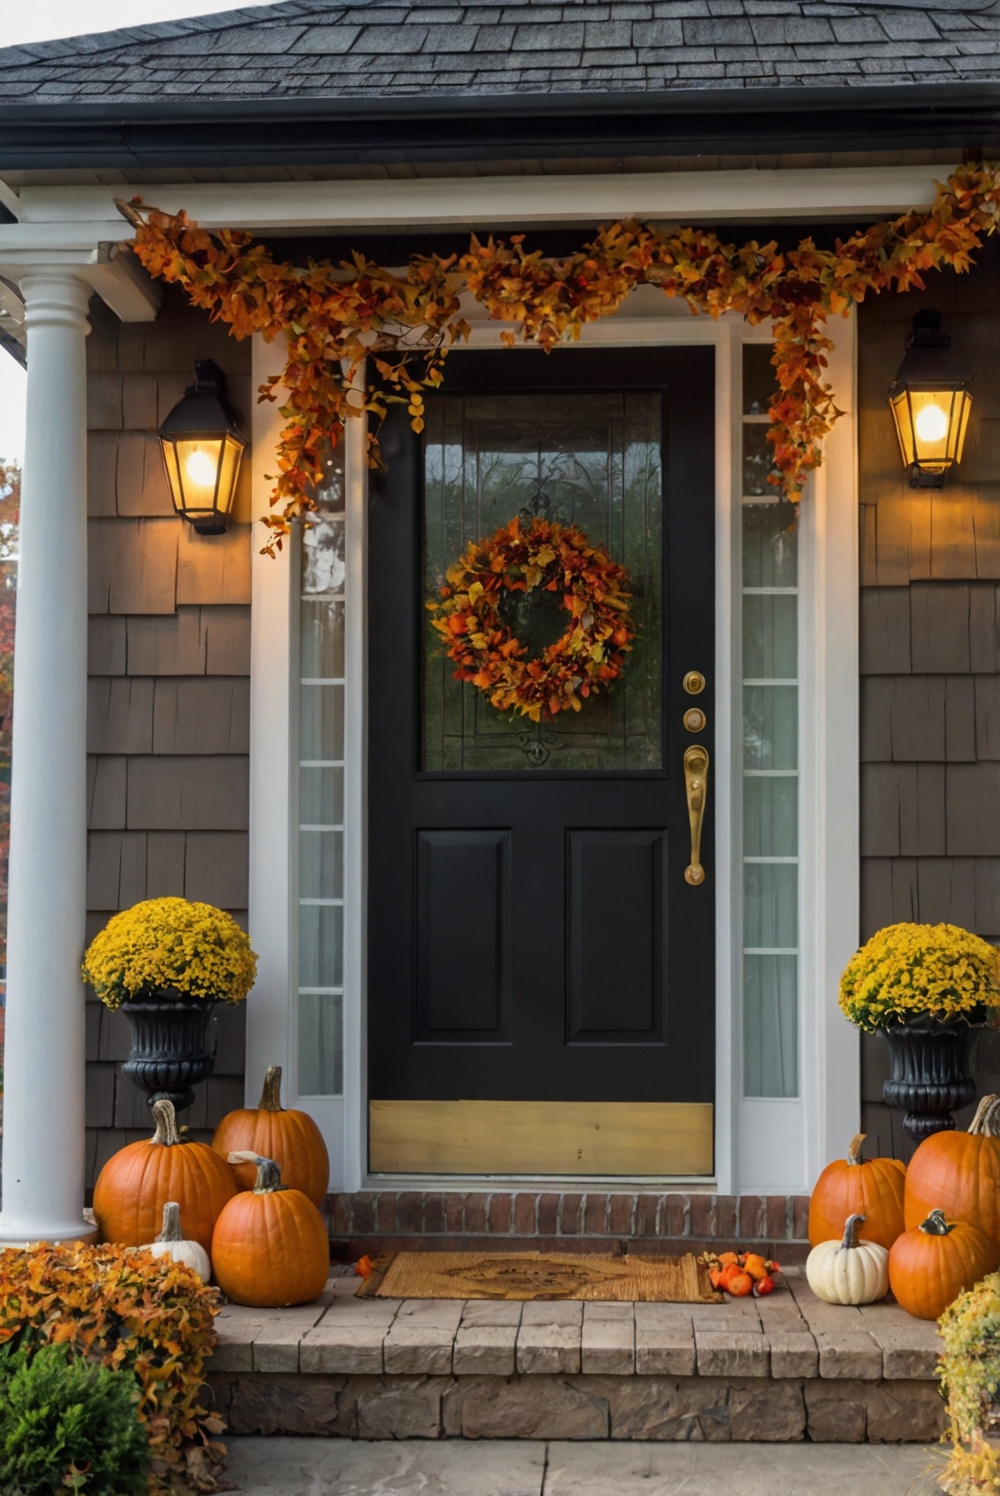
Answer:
1, 0, 1000, 101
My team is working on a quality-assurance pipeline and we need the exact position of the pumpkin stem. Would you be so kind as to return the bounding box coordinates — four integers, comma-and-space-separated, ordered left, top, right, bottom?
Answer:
968, 1095, 1000, 1137
156, 1202, 184, 1243
259, 1066, 284, 1113
841, 1213, 866, 1250
920, 1209, 957, 1237
150, 1099, 182, 1147
228, 1150, 288, 1194
846, 1134, 866, 1166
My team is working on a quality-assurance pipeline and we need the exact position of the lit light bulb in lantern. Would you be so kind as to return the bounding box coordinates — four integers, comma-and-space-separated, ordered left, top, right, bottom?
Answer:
159, 361, 245, 535
914, 403, 949, 444
185, 447, 219, 487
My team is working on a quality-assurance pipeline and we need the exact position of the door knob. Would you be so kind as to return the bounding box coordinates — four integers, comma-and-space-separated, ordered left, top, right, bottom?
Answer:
684, 745, 709, 886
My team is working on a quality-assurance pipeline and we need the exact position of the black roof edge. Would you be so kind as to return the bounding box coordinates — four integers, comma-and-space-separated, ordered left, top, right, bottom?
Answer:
0, 328, 26, 370
1, 81, 1000, 170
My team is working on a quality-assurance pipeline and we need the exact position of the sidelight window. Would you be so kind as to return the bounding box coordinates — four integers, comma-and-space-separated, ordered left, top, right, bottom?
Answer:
741, 343, 799, 1099
296, 456, 346, 1097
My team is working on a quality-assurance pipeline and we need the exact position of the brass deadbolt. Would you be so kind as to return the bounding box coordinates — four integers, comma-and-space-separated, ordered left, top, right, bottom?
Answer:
684, 708, 707, 733
683, 670, 706, 695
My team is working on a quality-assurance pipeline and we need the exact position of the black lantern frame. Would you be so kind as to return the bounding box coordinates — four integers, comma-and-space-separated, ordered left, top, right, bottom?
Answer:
159, 360, 246, 534
888, 309, 973, 489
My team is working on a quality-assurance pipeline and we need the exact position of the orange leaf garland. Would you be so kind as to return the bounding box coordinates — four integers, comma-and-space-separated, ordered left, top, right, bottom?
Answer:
117, 162, 1000, 550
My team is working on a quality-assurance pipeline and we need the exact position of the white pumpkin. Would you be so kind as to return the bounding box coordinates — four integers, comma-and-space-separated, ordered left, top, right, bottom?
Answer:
141, 1201, 211, 1283
806, 1212, 889, 1305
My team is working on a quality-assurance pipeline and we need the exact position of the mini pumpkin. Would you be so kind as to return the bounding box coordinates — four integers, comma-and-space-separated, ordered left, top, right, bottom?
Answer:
141, 1200, 211, 1283
211, 1151, 330, 1307
211, 1066, 329, 1206
905, 1095, 1000, 1241
888, 1208, 1000, 1321
808, 1133, 905, 1250
93, 1099, 236, 1253
806, 1213, 889, 1305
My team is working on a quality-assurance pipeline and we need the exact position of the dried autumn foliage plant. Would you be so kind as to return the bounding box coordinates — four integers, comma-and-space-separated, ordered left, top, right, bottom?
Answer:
0, 1242, 226, 1494
117, 163, 1000, 553
938, 1271, 1000, 1494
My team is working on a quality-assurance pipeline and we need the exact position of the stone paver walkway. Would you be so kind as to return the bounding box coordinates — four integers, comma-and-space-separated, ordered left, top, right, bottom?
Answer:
209, 1267, 941, 1382
224, 1438, 946, 1495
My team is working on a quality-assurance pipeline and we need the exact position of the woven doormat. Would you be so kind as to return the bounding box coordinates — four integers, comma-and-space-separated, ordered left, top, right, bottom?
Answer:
356, 1250, 722, 1302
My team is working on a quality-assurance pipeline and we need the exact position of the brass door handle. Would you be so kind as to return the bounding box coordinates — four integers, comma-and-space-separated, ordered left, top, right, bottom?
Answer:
684, 745, 709, 886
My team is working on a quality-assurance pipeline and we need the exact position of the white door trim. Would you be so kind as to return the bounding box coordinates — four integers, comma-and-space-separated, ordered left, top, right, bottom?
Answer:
734, 311, 860, 1194
800, 310, 862, 1190
246, 335, 296, 1106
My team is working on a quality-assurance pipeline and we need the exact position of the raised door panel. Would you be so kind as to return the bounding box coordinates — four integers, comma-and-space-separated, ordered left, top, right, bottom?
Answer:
416, 828, 510, 1041
567, 828, 666, 1043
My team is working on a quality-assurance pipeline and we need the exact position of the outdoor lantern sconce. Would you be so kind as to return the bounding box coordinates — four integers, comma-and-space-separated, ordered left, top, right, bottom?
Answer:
159, 360, 246, 534
888, 309, 973, 488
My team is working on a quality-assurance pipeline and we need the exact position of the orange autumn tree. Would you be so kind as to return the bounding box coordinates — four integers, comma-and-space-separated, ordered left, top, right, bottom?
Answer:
118, 162, 1000, 550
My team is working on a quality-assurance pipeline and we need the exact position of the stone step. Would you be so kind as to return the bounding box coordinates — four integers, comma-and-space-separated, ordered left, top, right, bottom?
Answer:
224, 1438, 947, 1496
206, 1267, 945, 1445
322, 1190, 811, 1263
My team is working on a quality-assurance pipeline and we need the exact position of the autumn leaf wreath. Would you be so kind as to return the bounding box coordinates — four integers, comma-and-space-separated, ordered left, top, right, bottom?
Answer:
428, 516, 636, 724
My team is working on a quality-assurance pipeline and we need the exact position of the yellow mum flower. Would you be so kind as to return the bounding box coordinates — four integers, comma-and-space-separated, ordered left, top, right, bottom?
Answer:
82, 897, 257, 1010
839, 922, 1000, 1034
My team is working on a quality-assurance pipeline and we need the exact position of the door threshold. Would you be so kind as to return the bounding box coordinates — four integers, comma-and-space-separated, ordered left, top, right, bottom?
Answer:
363, 1175, 719, 1192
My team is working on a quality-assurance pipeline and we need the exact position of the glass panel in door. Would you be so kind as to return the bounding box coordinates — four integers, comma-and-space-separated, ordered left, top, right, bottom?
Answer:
422, 391, 663, 772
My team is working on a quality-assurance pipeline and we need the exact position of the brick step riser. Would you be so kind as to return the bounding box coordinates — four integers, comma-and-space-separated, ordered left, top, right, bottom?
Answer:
323, 1191, 811, 1260
336, 1235, 809, 1263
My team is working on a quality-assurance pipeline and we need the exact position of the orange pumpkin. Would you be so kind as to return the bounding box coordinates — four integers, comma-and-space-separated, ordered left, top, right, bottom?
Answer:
904, 1095, 1000, 1241
888, 1208, 999, 1320
211, 1151, 330, 1307
211, 1066, 329, 1206
808, 1133, 905, 1250
93, 1099, 236, 1252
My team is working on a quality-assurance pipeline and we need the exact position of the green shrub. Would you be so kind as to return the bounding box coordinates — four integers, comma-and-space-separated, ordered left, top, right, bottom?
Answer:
0, 1342, 151, 1495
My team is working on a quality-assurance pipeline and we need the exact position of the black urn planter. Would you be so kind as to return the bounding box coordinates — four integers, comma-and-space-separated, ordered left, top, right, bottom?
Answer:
882, 1015, 983, 1142
121, 990, 217, 1112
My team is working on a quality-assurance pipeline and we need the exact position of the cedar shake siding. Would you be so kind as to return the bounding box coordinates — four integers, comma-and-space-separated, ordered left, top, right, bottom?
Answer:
858, 239, 1000, 1162
84, 287, 252, 1192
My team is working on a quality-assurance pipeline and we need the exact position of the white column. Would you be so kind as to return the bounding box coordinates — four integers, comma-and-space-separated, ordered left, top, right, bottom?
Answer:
0, 272, 93, 1242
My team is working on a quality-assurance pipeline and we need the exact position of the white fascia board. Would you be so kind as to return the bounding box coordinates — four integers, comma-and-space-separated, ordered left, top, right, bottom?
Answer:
0, 221, 125, 249
19, 164, 954, 232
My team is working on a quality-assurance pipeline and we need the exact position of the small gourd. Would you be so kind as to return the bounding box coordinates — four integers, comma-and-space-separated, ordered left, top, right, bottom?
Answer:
806, 1213, 889, 1305
142, 1201, 211, 1283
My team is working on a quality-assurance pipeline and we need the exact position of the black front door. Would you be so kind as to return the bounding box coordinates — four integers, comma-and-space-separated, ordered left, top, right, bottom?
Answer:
368, 346, 715, 1174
